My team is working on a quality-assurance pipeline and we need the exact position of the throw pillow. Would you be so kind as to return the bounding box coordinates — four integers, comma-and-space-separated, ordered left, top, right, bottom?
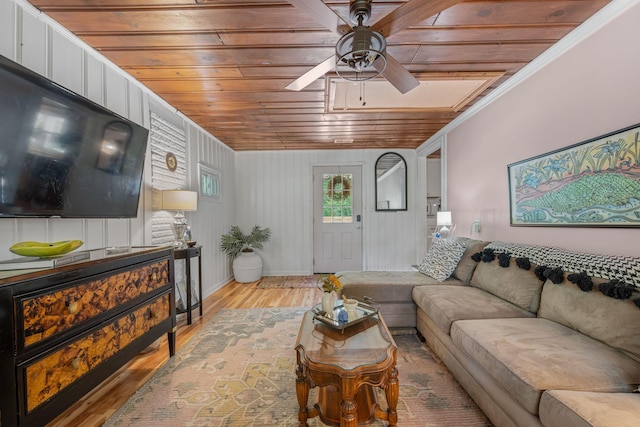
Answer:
419, 239, 466, 281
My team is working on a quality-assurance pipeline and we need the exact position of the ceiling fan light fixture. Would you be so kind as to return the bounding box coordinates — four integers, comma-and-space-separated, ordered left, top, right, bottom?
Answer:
335, 26, 386, 81
285, 0, 420, 94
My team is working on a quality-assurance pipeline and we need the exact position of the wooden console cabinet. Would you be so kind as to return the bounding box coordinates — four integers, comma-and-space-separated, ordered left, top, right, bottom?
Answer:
0, 246, 176, 427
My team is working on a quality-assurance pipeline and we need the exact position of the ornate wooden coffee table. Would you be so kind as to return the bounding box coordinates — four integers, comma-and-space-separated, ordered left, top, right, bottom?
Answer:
295, 307, 398, 426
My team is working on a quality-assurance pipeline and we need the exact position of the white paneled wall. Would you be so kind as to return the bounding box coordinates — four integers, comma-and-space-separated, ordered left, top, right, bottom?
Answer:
0, 1, 14, 57
149, 112, 187, 246
0, 1, 148, 260
235, 149, 424, 274
19, 8, 47, 74
186, 124, 236, 291
0, 0, 236, 298
1, 0, 430, 293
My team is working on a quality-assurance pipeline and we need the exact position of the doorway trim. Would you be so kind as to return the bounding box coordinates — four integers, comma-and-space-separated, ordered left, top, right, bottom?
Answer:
310, 162, 365, 273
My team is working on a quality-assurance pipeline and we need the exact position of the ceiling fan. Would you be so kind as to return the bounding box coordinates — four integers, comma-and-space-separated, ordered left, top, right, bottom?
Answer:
285, 0, 462, 94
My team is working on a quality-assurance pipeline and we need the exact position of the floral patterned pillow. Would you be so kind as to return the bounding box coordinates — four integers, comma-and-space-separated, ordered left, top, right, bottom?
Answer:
419, 239, 466, 281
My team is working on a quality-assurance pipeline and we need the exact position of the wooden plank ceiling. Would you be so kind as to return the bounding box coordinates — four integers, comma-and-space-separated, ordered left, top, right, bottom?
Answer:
27, 0, 610, 151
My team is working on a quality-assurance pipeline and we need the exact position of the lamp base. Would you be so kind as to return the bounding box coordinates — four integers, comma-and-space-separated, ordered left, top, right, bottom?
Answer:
434, 224, 456, 240
171, 210, 188, 248
172, 223, 188, 248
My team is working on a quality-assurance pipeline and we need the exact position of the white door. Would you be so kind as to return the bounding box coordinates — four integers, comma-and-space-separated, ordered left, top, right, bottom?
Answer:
313, 166, 363, 273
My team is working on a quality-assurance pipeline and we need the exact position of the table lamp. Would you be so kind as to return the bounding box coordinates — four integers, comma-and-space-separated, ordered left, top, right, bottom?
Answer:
161, 190, 198, 248
436, 211, 454, 239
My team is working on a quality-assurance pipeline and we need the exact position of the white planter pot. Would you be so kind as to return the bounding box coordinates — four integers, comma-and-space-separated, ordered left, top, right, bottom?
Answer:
232, 251, 263, 283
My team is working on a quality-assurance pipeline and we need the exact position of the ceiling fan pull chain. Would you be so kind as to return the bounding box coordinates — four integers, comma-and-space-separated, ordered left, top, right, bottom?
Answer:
360, 81, 366, 106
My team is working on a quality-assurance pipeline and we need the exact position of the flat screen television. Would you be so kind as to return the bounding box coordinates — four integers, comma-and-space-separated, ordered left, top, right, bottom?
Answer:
0, 54, 149, 218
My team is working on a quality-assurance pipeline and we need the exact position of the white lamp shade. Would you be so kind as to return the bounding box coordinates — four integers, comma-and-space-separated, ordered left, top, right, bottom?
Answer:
161, 190, 198, 211
437, 211, 452, 226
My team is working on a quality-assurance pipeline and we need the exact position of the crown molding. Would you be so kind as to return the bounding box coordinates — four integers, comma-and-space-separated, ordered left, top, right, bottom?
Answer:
417, 0, 636, 156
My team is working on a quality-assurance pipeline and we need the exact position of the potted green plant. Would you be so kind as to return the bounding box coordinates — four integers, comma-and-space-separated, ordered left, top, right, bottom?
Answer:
220, 225, 271, 282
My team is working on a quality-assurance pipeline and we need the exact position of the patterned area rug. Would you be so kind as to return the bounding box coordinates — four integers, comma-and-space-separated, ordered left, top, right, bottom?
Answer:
257, 275, 321, 289
105, 308, 491, 426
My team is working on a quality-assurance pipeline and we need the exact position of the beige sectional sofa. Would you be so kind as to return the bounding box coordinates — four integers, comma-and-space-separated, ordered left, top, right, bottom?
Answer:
338, 238, 640, 427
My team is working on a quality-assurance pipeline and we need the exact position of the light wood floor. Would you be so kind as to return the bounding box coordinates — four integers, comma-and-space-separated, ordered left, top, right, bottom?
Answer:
48, 280, 322, 427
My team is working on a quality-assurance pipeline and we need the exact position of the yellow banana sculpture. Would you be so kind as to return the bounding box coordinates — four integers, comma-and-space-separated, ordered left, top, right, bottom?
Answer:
10, 240, 83, 257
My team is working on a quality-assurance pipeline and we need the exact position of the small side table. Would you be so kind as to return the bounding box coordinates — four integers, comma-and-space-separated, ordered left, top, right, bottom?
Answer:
174, 245, 203, 325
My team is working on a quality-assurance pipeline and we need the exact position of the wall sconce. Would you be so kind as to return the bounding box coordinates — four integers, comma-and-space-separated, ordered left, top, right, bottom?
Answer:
436, 211, 455, 239
161, 190, 198, 248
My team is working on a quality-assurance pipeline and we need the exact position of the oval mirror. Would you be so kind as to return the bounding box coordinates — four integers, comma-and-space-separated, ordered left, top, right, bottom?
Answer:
375, 152, 407, 211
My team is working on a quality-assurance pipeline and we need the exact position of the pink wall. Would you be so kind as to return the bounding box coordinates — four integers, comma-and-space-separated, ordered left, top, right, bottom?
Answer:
446, 3, 640, 257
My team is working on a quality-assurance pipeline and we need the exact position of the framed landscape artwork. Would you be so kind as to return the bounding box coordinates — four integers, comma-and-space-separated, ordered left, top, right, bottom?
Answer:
508, 123, 640, 227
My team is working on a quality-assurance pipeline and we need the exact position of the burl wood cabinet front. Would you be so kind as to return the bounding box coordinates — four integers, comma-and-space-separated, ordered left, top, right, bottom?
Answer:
23, 294, 170, 412
19, 260, 169, 348
0, 247, 176, 427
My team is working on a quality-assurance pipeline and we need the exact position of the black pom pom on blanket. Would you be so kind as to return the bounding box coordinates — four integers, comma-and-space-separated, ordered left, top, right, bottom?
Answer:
534, 265, 548, 281
516, 257, 531, 270
543, 267, 564, 284
599, 279, 636, 300
498, 253, 510, 268
471, 252, 482, 262
567, 271, 593, 292
481, 248, 496, 263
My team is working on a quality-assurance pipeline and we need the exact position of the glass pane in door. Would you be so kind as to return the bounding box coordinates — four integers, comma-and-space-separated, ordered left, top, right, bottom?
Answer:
323, 174, 353, 223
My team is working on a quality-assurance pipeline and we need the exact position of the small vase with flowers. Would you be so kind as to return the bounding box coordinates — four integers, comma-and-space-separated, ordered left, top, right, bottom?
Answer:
318, 274, 342, 318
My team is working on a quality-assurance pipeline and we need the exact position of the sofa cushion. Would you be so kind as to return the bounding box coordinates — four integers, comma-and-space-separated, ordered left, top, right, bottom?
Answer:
412, 285, 534, 334
538, 278, 640, 361
418, 238, 466, 281
451, 318, 640, 415
470, 258, 544, 313
337, 270, 466, 329
338, 270, 465, 301
539, 390, 640, 427
339, 272, 417, 302
451, 238, 489, 284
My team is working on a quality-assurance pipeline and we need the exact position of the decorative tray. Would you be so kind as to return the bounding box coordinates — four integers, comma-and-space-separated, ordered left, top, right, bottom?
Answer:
312, 300, 379, 332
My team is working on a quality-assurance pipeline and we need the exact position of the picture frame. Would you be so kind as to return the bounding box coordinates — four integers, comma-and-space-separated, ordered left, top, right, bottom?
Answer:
198, 163, 220, 202
508, 123, 640, 227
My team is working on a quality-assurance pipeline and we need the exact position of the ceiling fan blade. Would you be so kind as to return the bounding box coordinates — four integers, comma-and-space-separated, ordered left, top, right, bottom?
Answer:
374, 54, 420, 94
285, 56, 336, 91
287, 0, 351, 35
372, 0, 463, 37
